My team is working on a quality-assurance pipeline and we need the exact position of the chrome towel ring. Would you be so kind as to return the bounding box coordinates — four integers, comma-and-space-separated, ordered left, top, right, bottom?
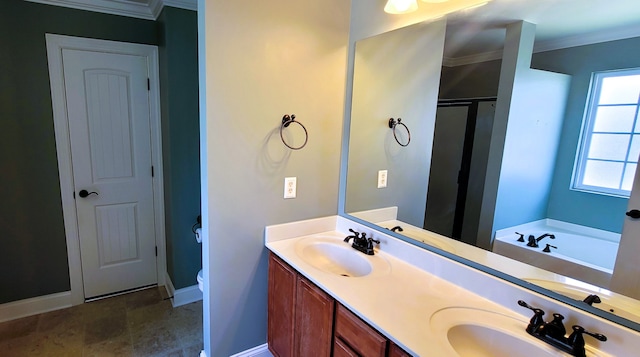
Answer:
388, 118, 411, 147
280, 114, 308, 150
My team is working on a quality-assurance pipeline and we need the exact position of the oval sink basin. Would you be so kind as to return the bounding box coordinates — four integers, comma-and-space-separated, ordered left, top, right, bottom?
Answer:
294, 236, 390, 278
416, 236, 456, 254
301, 242, 371, 277
399, 229, 456, 253
430, 307, 608, 357
447, 324, 558, 357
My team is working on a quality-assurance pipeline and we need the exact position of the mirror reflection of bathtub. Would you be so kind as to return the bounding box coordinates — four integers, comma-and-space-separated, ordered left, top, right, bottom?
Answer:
493, 220, 619, 288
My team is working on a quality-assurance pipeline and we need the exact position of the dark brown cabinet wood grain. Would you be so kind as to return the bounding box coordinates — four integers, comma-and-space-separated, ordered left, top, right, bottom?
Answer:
333, 338, 359, 357
334, 303, 387, 357
268, 253, 333, 357
267, 253, 297, 357
295, 277, 334, 356
268, 252, 413, 357
389, 342, 412, 357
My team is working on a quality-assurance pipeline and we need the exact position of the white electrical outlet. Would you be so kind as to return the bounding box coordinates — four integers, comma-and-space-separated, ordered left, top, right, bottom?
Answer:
377, 170, 388, 188
284, 177, 297, 199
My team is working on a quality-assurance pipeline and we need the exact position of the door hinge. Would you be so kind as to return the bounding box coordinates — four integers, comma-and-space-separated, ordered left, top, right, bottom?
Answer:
147, 78, 150, 91
73, 191, 76, 199
155, 246, 158, 256
151, 165, 154, 177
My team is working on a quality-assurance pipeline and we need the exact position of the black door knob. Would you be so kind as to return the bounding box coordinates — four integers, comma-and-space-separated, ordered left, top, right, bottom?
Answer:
78, 189, 99, 198
626, 209, 640, 219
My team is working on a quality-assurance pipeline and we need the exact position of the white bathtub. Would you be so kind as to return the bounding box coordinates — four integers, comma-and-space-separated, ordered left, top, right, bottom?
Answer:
492, 219, 620, 288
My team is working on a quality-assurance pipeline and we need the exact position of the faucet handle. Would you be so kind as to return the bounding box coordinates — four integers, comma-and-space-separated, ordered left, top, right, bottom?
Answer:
515, 232, 525, 242
518, 300, 545, 334
344, 229, 360, 242
366, 237, 380, 251
567, 325, 607, 357
569, 325, 607, 342
542, 244, 557, 253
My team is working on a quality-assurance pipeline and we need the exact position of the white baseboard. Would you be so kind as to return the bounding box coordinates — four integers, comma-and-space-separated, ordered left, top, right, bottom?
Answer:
0, 291, 72, 323
229, 344, 272, 357
164, 272, 202, 307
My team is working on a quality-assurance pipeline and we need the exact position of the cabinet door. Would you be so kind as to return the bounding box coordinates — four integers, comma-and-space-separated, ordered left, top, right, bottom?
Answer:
295, 276, 334, 357
335, 304, 387, 357
334, 338, 359, 357
389, 342, 412, 357
268, 253, 297, 357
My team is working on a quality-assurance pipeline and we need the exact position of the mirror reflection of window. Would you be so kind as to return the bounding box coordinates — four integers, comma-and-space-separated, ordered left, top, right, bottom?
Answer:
574, 68, 640, 196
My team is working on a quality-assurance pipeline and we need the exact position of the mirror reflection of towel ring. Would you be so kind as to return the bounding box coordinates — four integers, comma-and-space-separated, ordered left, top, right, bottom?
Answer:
388, 118, 411, 147
280, 114, 308, 150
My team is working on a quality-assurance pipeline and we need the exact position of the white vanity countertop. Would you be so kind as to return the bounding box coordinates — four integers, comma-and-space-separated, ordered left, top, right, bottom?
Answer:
265, 215, 640, 357
266, 230, 515, 355
377, 218, 640, 323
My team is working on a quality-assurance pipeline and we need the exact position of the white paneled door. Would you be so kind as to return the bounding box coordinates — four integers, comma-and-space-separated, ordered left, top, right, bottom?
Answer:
62, 49, 157, 299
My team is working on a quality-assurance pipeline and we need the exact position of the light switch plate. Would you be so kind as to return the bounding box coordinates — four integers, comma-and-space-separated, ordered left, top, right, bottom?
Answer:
284, 177, 297, 199
377, 170, 388, 188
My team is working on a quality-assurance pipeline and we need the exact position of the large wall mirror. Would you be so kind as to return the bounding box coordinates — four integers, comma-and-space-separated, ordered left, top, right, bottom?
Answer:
342, 0, 640, 331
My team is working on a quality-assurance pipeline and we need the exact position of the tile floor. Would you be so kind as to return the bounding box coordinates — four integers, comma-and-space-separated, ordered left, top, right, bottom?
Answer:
0, 287, 203, 357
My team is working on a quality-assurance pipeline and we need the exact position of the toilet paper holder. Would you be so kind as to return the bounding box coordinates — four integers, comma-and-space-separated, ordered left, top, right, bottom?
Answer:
192, 215, 202, 243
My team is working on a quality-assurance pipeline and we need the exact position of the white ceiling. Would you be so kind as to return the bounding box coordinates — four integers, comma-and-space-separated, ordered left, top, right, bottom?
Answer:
443, 0, 640, 65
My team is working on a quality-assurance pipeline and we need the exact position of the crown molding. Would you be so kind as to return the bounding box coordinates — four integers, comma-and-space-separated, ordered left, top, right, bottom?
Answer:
533, 24, 640, 54
444, 25, 640, 67
442, 49, 503, 67
25, 0, 197, 20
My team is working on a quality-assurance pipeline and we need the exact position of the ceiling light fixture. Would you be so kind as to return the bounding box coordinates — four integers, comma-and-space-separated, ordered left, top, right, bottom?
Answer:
385, 0, 491, 15
384, 0, 419, 14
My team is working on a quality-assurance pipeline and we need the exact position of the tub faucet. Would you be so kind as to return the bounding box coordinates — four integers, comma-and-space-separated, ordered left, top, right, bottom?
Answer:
388, 225, 403, 232
583, 294, 601, 306
528, 233, 555, 247
536, 233, 556, 242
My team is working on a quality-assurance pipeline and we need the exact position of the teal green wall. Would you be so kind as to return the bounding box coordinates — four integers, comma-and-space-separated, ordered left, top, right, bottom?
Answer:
531, 36, 640, 233
157, 7, 202, 289
0, 0, 199, 304
438, 37, 640, 234
0, 0, 158, 304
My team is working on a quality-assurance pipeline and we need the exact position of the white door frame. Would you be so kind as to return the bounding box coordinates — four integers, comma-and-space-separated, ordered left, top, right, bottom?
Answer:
46, 34, 166, 305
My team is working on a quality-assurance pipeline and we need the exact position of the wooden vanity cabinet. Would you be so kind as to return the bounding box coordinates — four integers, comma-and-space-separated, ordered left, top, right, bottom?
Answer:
295, 277, 334, 356
333, 338, 358, 357
268, 252, 412, 357
268, 253, 297, 357
389, 342, 412, 357
268, 253, 334, 357
334, 303, 387, 356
